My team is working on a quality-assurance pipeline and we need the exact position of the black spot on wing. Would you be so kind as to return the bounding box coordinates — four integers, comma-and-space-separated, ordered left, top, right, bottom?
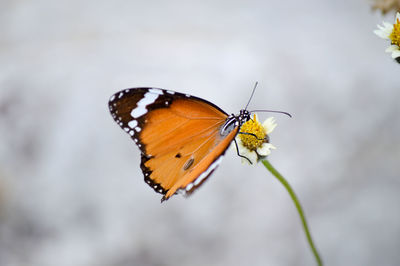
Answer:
183, 158, 194, 170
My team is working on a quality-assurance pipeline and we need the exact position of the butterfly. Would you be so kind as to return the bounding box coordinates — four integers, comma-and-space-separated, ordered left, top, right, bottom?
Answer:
108, 85, 288, 202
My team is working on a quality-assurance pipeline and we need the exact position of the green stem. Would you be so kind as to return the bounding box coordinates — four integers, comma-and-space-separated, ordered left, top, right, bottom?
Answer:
261, 159, 323, 266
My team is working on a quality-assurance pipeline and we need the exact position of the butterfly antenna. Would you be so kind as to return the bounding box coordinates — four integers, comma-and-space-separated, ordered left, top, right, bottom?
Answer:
250, 109, 292, 118
244, 81, 258, 110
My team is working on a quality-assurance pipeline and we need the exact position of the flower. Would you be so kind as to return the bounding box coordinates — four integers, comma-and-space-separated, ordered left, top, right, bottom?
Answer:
372, 0, 400, 15
236, 114, 277, 165
374, 12, 400, 62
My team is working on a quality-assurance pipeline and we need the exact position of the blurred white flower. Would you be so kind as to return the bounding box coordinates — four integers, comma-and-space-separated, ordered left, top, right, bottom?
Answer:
374, 12, 400, 62
372, 0, 400, 15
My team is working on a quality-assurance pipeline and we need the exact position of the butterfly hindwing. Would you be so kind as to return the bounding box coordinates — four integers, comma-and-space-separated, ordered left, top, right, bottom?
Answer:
109, 88, 237, 201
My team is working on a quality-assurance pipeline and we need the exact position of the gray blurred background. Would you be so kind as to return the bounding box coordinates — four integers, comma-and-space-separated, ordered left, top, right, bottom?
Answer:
1, 0, 399, 265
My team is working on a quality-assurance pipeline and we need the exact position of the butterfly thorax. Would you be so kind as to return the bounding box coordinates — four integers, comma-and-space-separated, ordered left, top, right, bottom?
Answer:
220, 109, 250, 137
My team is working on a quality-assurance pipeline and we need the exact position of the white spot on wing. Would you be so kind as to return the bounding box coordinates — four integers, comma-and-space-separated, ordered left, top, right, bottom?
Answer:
110, 95, 116, 101
176, 156, 225, 196
177, 188, 187, 196
149, 88, 164, 95
167, 90, 175, 94
134, 127, 141, 132
194, 155, 224, 186
130, 91, 159, 118
131, 107, 147, 118
128, 120, 138, 129
118, 92, 124, 98
186, 183, 194, 191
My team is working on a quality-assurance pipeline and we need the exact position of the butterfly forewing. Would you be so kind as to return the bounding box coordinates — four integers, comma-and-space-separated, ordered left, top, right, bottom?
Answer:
109, 88, 236, 201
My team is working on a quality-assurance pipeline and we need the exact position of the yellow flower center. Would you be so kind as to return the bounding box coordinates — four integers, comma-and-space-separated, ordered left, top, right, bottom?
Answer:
239, 114, 267, 151
390, 18, 400, 46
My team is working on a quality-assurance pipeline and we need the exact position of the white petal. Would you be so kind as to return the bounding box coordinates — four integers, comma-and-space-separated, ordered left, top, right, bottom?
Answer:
235, 137, 256, 165
391, 50, 400, 59
383, 21, 394, 29
385, 45, 399, 52
376, 25, 385, 32
241, 150, 257, 165
396, 12, 400, 21
374, 29, 388, 39
257, 143, 276, 156
235, 137, 246, 151
262, 117, 277, 134
375, 26, 391, 39
376, 22, 394, 37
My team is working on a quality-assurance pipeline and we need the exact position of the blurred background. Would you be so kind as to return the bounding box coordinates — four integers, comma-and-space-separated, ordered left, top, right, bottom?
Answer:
1, 0, 399, 265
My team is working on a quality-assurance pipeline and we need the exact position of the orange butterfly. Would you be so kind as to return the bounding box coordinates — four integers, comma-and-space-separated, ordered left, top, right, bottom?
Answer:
108, 86, 285, 202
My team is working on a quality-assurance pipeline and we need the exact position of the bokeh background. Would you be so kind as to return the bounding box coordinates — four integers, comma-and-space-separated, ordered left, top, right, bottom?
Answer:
1, 0, 399, 265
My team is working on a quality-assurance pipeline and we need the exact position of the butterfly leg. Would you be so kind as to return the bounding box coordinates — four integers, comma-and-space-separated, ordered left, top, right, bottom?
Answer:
238, 132, 269, 142
233, 139, 253, 164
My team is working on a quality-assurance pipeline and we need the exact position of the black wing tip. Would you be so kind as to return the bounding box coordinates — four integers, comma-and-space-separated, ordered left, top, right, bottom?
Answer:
108, 88, 148, 104
160, 191, 180, 203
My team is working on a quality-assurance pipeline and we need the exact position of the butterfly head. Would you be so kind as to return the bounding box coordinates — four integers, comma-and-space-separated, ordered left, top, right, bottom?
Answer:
238, 109, 251, 125
220, 109, 251, 137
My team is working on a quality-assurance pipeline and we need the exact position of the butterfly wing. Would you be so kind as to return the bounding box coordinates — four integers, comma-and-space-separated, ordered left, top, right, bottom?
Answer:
109, 88, 238, 201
